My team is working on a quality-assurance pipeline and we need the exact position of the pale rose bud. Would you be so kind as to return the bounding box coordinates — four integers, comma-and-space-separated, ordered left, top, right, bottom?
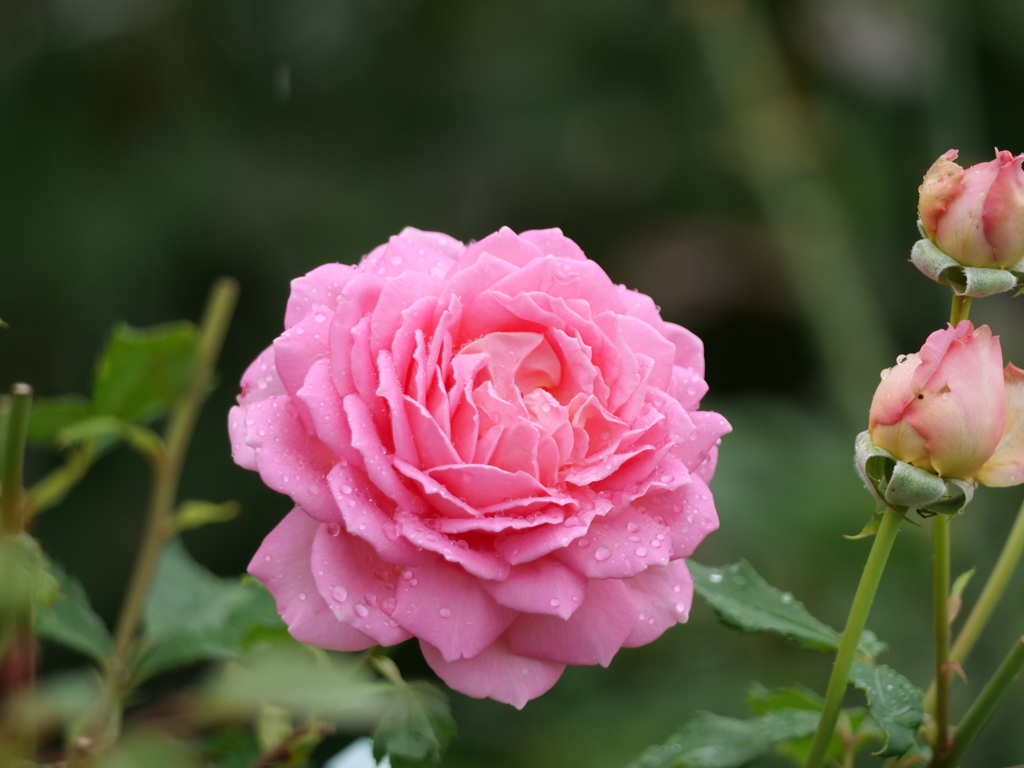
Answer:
918, 148, 1024, 269
869, 321, 1005, 480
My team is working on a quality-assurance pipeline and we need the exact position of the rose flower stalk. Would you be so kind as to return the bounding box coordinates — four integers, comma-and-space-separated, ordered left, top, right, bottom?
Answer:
229, 226, 729, 707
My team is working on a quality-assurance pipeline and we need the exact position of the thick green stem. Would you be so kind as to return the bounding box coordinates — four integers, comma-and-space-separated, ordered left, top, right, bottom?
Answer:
1, 384, 33, 534
926, 495, 1024, 712
944, 637, 1024, 767
932, 515, 952, 758
78, 278, 238, 754
804, 507, 903, 768
949, 295, 971, 326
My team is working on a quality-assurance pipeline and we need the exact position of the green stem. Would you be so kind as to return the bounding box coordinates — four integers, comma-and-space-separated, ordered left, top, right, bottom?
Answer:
944, 637, 1024, 767
1, 384, 33, 534
77, 278, 238, 754
932, 515, 952, 758
804, 507, 904, 768
925, 495, 1024, 712
949, 294, 971, 326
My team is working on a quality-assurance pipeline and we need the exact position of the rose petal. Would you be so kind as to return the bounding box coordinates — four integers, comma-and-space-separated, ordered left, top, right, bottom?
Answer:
249, 508, 374, 651
245, 396, 339, 523
620, 559, 694, 648
641, 476, 719, 559
239, 345, 286, 406
228, 405, 257, 471
555, 504, 671, 579
285, 263, 357, 329
420, 636, 564, 710
505, 577, 638, 667
310, 523, 411, 645
974, 364, 1024, 487
393, 561, 516, 661
427, 464, 550, 508
481, 557, 587, 619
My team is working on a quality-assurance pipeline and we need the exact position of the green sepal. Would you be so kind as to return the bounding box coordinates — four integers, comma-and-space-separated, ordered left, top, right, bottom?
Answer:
911, 238, 1024, 298
854, 431, 975, 516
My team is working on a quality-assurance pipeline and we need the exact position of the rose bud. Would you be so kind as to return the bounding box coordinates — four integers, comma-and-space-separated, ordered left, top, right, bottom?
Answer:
919, 148, 1024, 270
869, 321, 1024, 486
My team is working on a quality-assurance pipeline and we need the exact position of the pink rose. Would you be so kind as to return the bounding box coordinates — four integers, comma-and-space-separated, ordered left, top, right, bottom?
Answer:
918, 148, 1024, 269
869, 320, 1024, 485
229, 227, 730, 708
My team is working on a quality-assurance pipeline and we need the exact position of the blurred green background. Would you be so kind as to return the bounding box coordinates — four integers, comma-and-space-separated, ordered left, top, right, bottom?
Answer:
3, 0, 1024, 764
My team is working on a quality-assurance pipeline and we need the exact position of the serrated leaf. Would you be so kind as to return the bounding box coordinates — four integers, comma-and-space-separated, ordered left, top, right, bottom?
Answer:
27, 396, 93, 444
849, 659, 924, 757
174, 500, 241, 532
373, 682, 455, 768
92, 322, 199, 424
35, 559, 112, 663
689, 560, 884, 658
627, 710, 820, 768
135, 539, 283, 680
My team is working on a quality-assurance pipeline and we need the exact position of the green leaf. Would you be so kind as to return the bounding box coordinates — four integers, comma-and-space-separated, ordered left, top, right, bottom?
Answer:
627, 710, 820, 768
35, 559, 112, 663
373, 681, 456, 768
689, 560, 885, 658
849, 659, 924, 757
99, 730, 202, 768
203, 647, 387, 726
174, 500, 241, 532
27, 396, 93, 444
56, 415, 164, 460
135, 539, 283, 681
92, 322, 199, 424
0, 534, 60, 621
746, 683, 822, 715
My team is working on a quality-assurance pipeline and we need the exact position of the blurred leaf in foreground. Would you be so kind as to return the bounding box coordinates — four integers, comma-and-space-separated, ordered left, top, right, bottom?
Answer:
626, 709, 820, 768
373, 679, 454, 768
35, 558, 112, 664
173, 499, 241, 532
27, 395, 93, 443
136, 538, 283, 681
98, 729, 202, 768
0, 534, 59, 622
203, 647, 387, 727
689, 560, 886, 658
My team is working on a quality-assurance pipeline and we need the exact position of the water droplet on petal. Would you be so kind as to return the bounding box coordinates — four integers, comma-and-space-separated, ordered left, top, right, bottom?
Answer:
327, 523, 341, 537
550, 598, 560, 608
439, 607, 452, 618
595, 547, 611, 562
627, 522, 640, 533
635, 546, 648, 557
577, 538, 590, 548
298, 593, 306, 601
332, 586, 348, 602
354, 603, 369, 617
341, 484, 353, 495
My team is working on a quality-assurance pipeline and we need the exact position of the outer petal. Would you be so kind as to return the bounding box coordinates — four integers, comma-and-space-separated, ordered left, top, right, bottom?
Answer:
393, 562, 516, 662
228, 405, 257, 471
245, 396, 340, 523
906, 323, 1005, 477
868, 354, 923, 429
974, 364, 1024, 486
554, 505, 671, 579
640, 477, 719, 559
480, 558, 587, 619
918, 149, 964, 240
982, 151, 1024, 268
249, 508, 374, 651
620, 559, 694, 648
936, 154, 1002, 267
505, 577, 639, 667
285, 263, 357, 329
420, 636, 564, 710
310, 524, 411, 646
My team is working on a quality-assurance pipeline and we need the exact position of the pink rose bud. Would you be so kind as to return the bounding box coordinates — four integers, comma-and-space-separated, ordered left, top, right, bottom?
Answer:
918, 148, 1024, 269
230, 227, 730, 708
869, 321, 1005, 480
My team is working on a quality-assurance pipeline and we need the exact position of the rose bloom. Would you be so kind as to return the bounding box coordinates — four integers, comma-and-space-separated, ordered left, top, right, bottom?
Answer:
919, 148, 1024, 269
229, 227, 730, 707
869, 320, 1024, 486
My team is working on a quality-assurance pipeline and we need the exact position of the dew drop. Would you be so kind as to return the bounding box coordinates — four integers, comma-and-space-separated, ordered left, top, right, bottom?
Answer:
577, 538, 590, 549
709, 573, 723, 583
298, 592, 307, 601
627, 522, 640, 533
314, 313, 326, 323
332, 586, 348, 603
550, 598, 561, 608
341, 484, 353, 495
364, 593, 378, 606
439, 607, 452, 618
327, 523, 341, 537
635, 546, 648, 557
381, 596, 396, 615
257, 429, 266, 437
353, 603, 369, 617
675, 602, 687, 613
594, 547, 611, 562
